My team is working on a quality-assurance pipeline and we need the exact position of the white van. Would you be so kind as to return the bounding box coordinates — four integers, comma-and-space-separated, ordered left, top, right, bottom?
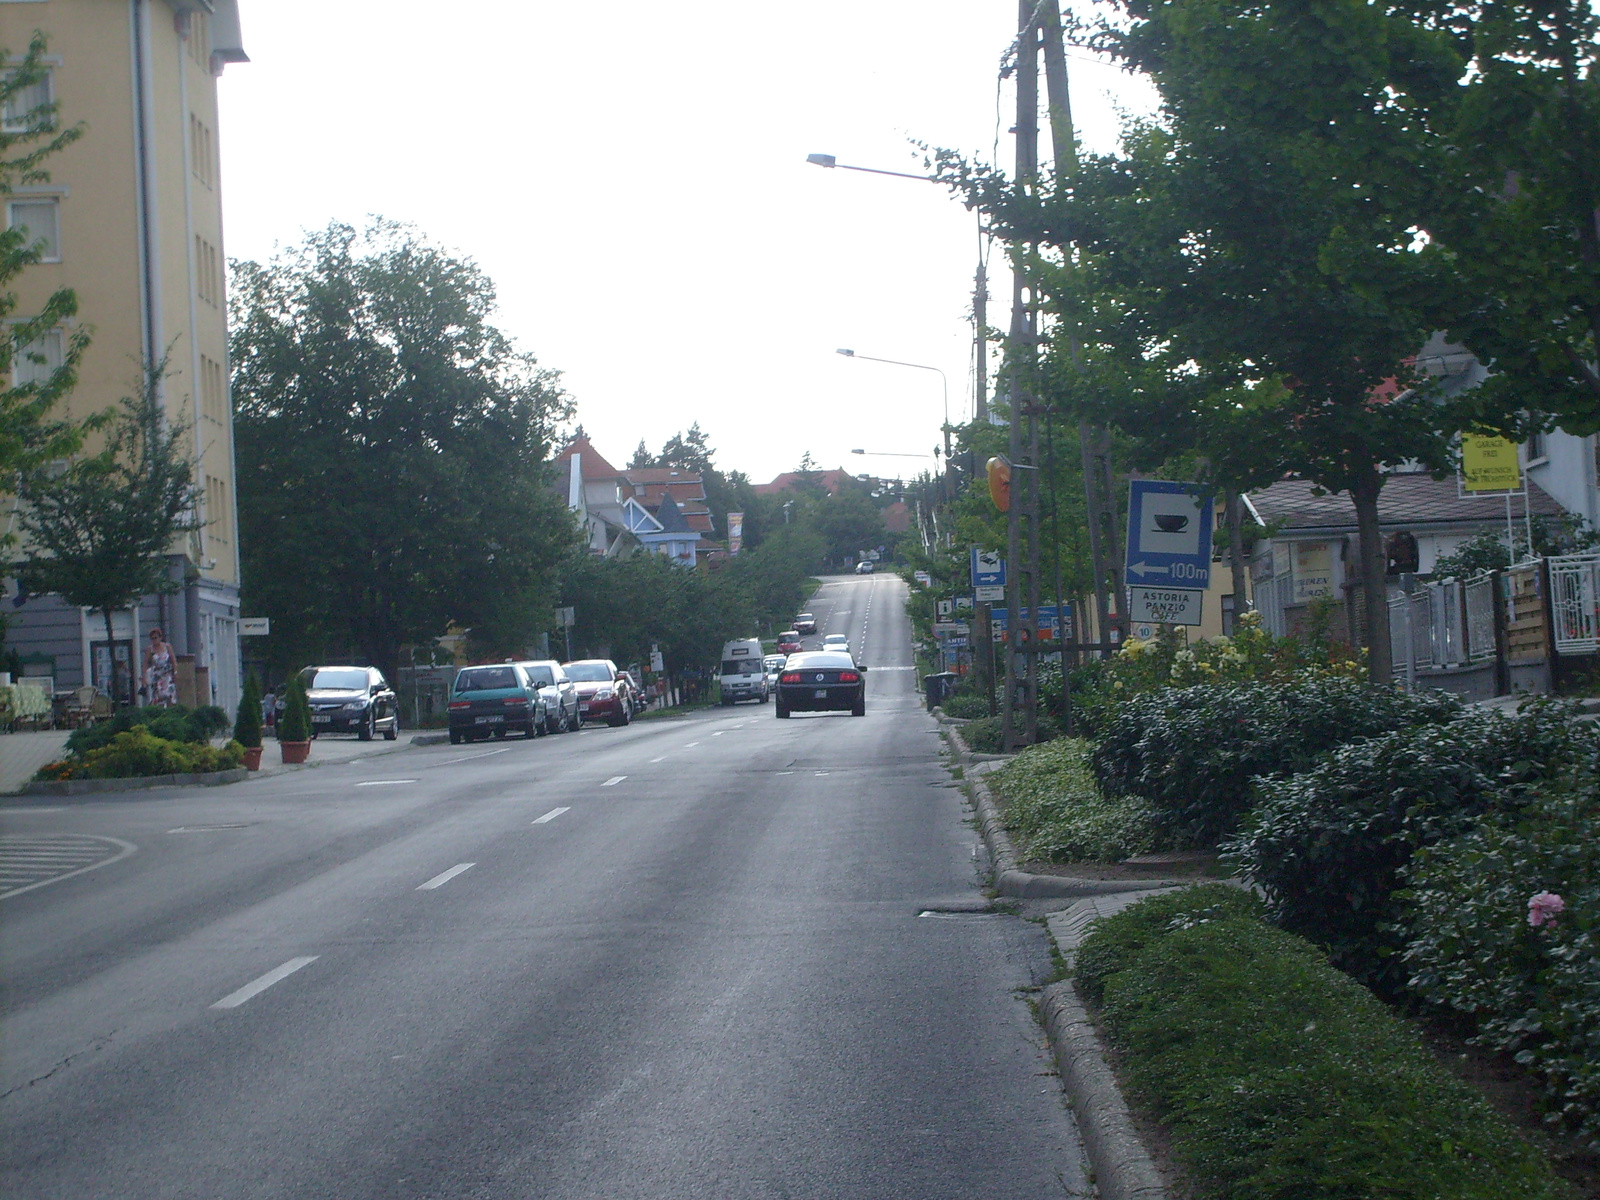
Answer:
718, 638, 769, 706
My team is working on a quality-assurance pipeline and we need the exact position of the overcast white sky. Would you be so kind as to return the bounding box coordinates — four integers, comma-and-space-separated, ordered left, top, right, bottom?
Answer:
218, 2, 1156, 485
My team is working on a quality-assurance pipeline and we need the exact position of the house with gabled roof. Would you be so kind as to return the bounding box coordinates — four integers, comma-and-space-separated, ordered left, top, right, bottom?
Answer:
552, 438, 719, 566
553, 436, 636, 558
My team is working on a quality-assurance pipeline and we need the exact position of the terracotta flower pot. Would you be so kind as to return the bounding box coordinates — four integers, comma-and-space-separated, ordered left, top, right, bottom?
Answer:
241, 745, 264, 771
279, 740, 311, 765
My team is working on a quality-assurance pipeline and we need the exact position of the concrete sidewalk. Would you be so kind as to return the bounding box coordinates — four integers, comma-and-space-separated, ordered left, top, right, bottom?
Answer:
0, 730, 73, 794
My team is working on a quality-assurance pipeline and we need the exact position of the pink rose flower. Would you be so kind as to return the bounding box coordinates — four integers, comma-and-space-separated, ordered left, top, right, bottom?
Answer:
1527, 891, 1566, 928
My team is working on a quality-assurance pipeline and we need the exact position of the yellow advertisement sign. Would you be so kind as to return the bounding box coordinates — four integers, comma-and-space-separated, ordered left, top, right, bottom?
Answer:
1462, 434, 1522, 493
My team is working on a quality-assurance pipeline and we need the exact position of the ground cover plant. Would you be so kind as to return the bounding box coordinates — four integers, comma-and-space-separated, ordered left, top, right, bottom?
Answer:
1075, 886, 1572, 1200
1231, 702, 1596, 992
1091, 676, 1461, 845
1404, 771, 1600, 1147
987, 737, 1160, 862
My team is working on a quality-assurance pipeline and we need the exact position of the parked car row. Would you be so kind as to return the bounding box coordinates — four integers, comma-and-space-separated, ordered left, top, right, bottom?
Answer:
447, 658, 641, 744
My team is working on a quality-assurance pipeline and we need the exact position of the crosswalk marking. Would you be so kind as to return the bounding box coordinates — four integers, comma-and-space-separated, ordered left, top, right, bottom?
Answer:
0, 834, 137, 900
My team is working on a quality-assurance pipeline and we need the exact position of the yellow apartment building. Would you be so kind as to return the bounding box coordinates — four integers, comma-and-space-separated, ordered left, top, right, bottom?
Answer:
0, 0, 247, 712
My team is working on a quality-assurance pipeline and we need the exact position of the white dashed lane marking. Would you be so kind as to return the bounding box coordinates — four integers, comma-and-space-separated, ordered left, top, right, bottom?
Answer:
532, 807, 570, 824
211, 956, 319, 1010
356, 779, 417, 787
0, 834, 138, 900
601, 776, 626, 787
417, 863, 475, 890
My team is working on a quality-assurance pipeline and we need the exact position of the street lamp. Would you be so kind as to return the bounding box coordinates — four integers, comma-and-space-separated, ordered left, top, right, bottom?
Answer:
835, 348, 951, 459
805, 153, 936, 183
850, 448, 936, 459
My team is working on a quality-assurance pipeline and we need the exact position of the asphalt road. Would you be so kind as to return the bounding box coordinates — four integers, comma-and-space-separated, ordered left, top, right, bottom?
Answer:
1, 574, 1090, 1199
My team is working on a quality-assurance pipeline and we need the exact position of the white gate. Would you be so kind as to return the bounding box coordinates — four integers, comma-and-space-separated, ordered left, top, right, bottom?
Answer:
1548, 553, 1600, 655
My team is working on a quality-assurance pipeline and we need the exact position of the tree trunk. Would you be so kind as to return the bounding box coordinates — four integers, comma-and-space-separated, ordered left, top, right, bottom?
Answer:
101, 608, 121, 707
1225, 492, 1250, 631
1351, 472, 1392, 682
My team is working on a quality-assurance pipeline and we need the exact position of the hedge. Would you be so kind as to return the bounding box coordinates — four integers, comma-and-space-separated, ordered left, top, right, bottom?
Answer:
38, 726, 244, 781
1075, 886, 1572, 1200
65, 703, 231, 756
1091, 677, 1461, 845
1230, 702, 1595, 992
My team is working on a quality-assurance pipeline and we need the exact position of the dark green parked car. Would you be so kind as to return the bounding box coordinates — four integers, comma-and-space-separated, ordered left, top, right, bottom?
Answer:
447, 663, 547, 744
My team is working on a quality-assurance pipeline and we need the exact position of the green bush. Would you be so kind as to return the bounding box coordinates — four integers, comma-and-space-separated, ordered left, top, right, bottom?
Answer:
233, 672, 263, 749
278, 670, 312, 741
989, 737, 1161, 862
961, 715, 1003, 753
940, 690, 990, 720
66, 703, 231, 757
1403, 774, 1600, 1146
62, 726, 245, 779
1073, 884, 1265, 1005
1231, 702, 1595, 992
1092, 677, 1462, 846
1078, 888, 1572, 1200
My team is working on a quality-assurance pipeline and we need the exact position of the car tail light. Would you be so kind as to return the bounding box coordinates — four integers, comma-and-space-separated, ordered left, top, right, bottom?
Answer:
448, 700, 470, 711
504, 696, 529, 706
839, 672, 860, 683
780, 672, 801, 683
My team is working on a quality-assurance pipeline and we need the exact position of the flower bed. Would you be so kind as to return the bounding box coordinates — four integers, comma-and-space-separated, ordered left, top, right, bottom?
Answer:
36, 725, 244, 781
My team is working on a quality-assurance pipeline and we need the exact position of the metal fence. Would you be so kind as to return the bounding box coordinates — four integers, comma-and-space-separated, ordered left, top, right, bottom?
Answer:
1390, 573, 1501, 682
1548, 553, 1600, 656
1255, 574, 1295, 638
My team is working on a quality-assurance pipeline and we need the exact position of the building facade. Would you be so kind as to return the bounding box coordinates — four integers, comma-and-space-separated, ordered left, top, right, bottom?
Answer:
0, 0, 247, 711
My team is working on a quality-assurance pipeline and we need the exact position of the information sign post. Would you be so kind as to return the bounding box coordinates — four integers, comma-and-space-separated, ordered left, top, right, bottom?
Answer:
1125, 481, 1212, 630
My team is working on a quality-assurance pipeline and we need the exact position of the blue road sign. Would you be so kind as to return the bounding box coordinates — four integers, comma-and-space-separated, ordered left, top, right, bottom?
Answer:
970, 547, 1005, 588
1125, 480, 1213, 589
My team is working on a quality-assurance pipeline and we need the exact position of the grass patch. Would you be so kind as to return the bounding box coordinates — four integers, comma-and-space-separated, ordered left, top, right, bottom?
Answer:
988, 738, 1161, 862
1075, 886, 1574, 1200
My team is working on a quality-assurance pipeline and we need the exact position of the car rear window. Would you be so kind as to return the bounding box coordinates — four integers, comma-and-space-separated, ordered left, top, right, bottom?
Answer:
455, 666, 519, 691
308, 668, 368, 690
786, 652, 855, 670
563, 662, 613, 682
522, 665, 555, 686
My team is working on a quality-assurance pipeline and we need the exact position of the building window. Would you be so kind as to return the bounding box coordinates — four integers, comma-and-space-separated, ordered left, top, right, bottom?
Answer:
205, 473, 231, 547
195, 236, 220, 306
1, 68, 52, 134
7, 197, 59, 261
189, 114, 215, 188
199, 353, 227, 423
188, 11, 211, 67
11, 327, 63, 386
1525, 430, 1547, 464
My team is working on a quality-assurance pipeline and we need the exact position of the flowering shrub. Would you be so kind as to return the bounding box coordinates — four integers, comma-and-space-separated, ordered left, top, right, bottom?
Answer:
35, 726, 245, 781
1091, 676, 1461, 846
1403, 774, 1600, 1145
1073, 610, 1364, 735
1231, 701, 1597, 993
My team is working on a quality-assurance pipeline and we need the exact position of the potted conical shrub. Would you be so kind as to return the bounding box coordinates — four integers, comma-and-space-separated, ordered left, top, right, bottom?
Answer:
234, 672, 264, 770
277, 671, 313, 764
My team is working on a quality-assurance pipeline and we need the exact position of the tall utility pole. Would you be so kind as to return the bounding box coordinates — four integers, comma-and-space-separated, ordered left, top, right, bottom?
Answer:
1039, 2, 1124, 650
973, 257, 997, 714
1002, 0, 1042, 752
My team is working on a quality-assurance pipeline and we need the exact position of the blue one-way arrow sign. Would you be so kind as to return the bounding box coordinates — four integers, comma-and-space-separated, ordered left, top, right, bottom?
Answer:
1126, 480, 1213, 590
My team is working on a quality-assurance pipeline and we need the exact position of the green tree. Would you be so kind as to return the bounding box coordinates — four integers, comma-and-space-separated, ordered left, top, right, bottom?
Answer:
0, 34, 90, 524
13, 369, 201, 703
229, 221, 576, 680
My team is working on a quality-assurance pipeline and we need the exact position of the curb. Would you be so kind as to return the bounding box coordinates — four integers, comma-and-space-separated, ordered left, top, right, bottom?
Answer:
410, 732, 449, 746
1040, 981, 1170, 1200
21, 767, 249, 796
943, 723, 1181, 901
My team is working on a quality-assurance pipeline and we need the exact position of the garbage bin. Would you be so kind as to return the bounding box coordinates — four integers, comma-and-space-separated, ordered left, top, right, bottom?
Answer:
923, 672, 959, 712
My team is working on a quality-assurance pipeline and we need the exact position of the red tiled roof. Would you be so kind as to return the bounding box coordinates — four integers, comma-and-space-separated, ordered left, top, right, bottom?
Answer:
553, 436, 622, 482
753, 469, 857, 496
882, 500, 912, 534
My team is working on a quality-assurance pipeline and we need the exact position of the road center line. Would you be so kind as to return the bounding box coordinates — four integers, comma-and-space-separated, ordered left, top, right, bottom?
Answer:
211, 956, 318, 1009
532, 807, 570, 824
649, 756, 666, 763
356, 779, 417, 787
601, 775, 626, 787
683, 741, 700, 748
417, 863, 475, 890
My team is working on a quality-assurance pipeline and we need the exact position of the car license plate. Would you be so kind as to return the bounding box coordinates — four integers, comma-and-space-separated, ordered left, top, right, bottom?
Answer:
474, 714, 504, 725
814, 689, 829, 699
578, 703, 591, 712
311, 715, 332, 724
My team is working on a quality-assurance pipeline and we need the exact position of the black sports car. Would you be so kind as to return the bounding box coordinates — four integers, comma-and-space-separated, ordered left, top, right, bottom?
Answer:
775, 651, 865, 718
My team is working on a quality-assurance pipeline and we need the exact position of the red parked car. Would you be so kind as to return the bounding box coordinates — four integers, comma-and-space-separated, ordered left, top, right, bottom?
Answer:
561, 659, 634, 727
